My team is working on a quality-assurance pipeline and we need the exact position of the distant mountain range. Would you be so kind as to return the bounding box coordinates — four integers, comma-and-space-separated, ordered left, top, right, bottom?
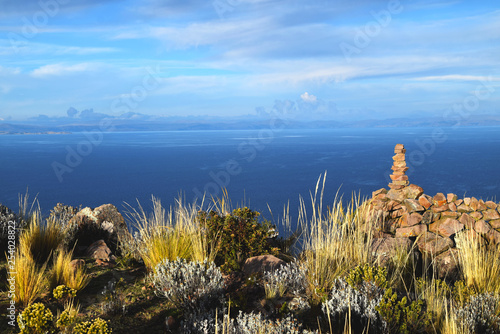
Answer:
2, 109, 500, 134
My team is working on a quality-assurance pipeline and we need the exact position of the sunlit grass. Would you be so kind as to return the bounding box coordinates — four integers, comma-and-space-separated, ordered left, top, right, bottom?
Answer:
50, 247, 90, 292
10, 249, 48, 307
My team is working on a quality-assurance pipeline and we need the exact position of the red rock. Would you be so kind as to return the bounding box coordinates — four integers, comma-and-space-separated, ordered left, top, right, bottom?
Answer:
447, 193, 457, 203
470, 197, 479, 211
418, 195, 433, 209
403, 199, 425, 213
459, 213, 475, 229
429, 218, 464, 238
485, 201, 497, 210
470, 211, 483, 220
400, 212, 423, 227
416, 232, 453, 256
448, 202, 457, 212
242, 255, 285, 276
432, 204, 449, 213
393, 153, 406, 161
487, 229, 500, 245
372, 188, 388, 198
454, 199, 463, 206
483, 209, 500, 221
434, 249, 460, 281
433, 193, 447, 207
390, 174, 409, 181
403, 185, 424, 200
395, 225, 427, 238
371, 237, 413, 267
389, 184, 405, 190
489, 219, 500, 229
474, 220, 492, 235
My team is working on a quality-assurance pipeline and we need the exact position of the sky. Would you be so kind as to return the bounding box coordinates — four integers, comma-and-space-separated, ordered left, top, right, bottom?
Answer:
0, 0, 499, 121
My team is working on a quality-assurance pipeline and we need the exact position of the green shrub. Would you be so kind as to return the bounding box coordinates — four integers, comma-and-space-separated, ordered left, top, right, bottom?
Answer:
74, 318, 112, 334
376, 288, 432, 334
197, 207, 278, 272
17, 302, 54, 334
53, 285, 77, 300
346, 264, 388, 290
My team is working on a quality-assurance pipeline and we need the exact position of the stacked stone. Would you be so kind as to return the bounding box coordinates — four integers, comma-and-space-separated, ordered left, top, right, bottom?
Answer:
388, 144, 409, 190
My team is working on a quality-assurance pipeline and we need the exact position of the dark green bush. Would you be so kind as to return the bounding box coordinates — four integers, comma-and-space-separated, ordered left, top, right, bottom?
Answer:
197, 207, 279, 272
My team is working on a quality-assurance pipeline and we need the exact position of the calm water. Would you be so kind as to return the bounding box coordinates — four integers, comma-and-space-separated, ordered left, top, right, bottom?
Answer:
1, 127, 499, 226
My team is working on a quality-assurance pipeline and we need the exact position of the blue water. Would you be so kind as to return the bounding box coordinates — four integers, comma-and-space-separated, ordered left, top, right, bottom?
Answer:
1, 127, 499, 227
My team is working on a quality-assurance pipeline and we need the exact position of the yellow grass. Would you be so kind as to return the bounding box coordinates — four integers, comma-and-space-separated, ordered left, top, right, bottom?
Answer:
127, 196, 216, 271
298, 173, 375, 294
455, 231, 500, 294
50, 248, 90, 292
10, 250, 48, 307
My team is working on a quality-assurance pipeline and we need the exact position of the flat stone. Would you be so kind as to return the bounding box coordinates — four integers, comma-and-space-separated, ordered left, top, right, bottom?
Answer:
391, 166, 409, 173
470, 197, 479, 211
372, 188, 388, 198
394, 143, 405, 151
418, 195, 433, 209
448, 202, 457, 212
390, 174, 409, 181
447, 193, 457, 203
242, 255, 285, 276
478, 200, 487, 211
389, 184, 405, 190
400, 212, 423, 227
457, 204, 470, 213
433, 193, 447, 207
403, 184, 424, 200
392, 180, 410, 186
416, 231, 454, 256
485, 201, 497, 210
459, 213, 476, 229
373, 193, 388, 201
432, 204, 449, 213
395, 224, 427, 238
434, 249, 460, 281
393, 153, 406, 161
392, 160, 407, 168
489, 219, 500, 229
422, 211, 439, 225
470, 211, 483, 220
403, 199, 425, 213
387, 189, 405, 202
483, 209, 500, 221
441, 211, 460, 219
474, 220, 491, 235
371, 237, 413, 267
454, 199, 464, 206
429, 218, 464, 238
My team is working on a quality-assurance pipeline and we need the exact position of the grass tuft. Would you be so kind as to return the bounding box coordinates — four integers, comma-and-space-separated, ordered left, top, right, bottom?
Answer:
50, 248, 90, 292
10, 249, 48, 307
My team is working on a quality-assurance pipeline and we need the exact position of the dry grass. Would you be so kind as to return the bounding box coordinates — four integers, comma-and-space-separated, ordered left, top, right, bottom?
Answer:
10, 249, 48, 307
50, 248, 90, 292
298, 173, 375, 295
455, 231, 500, 294
126, 196, 216, 271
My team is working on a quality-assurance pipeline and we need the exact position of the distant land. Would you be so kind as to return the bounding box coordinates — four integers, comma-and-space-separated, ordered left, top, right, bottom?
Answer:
2, 108, 500, 134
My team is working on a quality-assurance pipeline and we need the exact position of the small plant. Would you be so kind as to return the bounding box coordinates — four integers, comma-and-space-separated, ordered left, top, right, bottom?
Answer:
73, 317, 112, 334
263, 261, 308, 299
50, 248, 90, 291
376, 288, 432, 334
53, 285, 77, 300
17, 302, 54, 334
149, 258, 224, 311
100, 279, 127, 315
11, 249, 48, 307
198, 207, 279, 272
346, 263, 388, 290
454, 293, 500, 334
56, 300, 80, 333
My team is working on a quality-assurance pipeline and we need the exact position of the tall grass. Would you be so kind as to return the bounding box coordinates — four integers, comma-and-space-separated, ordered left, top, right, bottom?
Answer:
10, 249, 48, 307
298, 173, 375, 295
19, 210, 67, 264
455, 231, 500, 294
50, 248, 90, 292
126, 196, 216, 271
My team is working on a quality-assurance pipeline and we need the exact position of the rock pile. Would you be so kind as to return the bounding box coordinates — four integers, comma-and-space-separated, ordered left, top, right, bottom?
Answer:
369, 144, 500, 280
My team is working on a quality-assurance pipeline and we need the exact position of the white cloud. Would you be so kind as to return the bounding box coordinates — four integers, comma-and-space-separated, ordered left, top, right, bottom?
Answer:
412, 75, 500, 82
300, 92, 317, 103
30, 63, 96, 78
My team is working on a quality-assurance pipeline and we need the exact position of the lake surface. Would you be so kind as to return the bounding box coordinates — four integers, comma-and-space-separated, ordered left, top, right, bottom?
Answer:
1, 127, 499, 228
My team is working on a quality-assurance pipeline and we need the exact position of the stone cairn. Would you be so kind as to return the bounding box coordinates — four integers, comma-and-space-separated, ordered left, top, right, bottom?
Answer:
369, 143, 500, 281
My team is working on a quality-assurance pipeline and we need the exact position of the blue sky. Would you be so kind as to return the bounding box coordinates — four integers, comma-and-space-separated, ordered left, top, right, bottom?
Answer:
0, 0, 499, 121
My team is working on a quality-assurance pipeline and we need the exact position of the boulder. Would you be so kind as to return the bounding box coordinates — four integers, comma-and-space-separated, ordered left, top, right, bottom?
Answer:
429, 218, 464, 238
403, 199, 425, 213
86, 239, 116, 262
371, 237, 414, 267
485, 201, 497, 210
242, 255, 285, 276
433, 249, 460, 281
433, 193, 447, 207
459, 213, 475, 229
400, 212, 423, 227
483, 209, 500, 221
402, 185, 424, 200
474, 220, 491, 235
416, 232, 453, 256
68, 204, 128, 252
395, 224, 427, 238
470, 211, 483, 221
418, 195, 433, 210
